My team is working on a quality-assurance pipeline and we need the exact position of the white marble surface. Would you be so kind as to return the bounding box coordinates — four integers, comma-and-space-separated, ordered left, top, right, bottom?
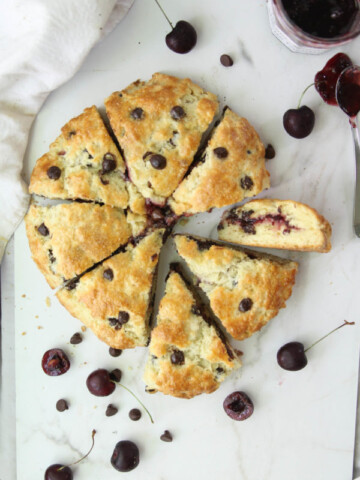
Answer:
5, 0, 360, 478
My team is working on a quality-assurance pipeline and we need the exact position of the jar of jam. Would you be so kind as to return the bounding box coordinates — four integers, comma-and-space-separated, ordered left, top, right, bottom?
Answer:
267, 0, 360, 54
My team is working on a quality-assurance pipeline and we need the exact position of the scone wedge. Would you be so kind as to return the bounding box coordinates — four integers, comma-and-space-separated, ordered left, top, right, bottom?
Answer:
143, 264, 240, 399
218, 199, 332, 252
169, 107, 270, 215
25, 203, 138, 289
57, 229, 165, 349
174, 234, 298, 341
105, 73, 219, 206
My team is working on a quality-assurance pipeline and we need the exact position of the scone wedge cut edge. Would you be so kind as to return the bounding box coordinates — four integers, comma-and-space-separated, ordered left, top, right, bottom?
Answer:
174, 234, 298, 341
143, 264, 240, 399
218, 198, 332, 252
57, 229, 165, 349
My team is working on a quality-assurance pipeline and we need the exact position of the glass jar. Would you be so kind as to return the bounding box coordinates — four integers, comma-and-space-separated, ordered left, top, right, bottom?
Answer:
267, 0, 360, 54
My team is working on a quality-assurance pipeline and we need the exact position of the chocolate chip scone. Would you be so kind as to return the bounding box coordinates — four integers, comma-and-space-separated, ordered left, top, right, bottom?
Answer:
174, 234, 298, 341
169, 107, 270, 215
29, 105, 145, 213
218, 199, 332, 252
105, 73, 219, 206
57, 229, 165, 349
143, 264, 240, 399
25, 203, 142, 289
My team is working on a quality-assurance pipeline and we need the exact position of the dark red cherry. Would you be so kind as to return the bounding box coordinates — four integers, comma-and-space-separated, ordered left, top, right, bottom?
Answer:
283, 106, 315, 139
277, 342, 308, 371
86, 369, 116, 397
166, 21, 197, 54
223, 391, 254, 421
315, 53, 353, 105
42, 349, 70, 376
44, 464, 73, 480
111, 440, 140, 472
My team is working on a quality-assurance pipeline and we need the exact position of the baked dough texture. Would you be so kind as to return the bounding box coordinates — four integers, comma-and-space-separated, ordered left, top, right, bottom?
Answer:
25, 203, 137, 289
218, 198, 332, 253
170, 108, 270, 215
105, 73, 219, 205
143, 265, 240, 399
174, 234, 298, 341
57, 229, 165, 349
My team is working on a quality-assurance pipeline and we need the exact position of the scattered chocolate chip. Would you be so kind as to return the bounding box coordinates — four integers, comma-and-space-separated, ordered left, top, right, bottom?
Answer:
65, 278, 79, 291
147, 181, 152, 188
247, 150, 252, 155
130, 108, 144, 120
48, 249, 56, 264
37, 223, 49, 236
265, 144, 276, 159
216, 367, 224, 374
106, 404, 118, 417
109, 368, 122, 383
150, 154, 167, 170
239, 298, 253, 312
170, 106, 186, 120
213, 147, 228, 159
47, 166, 61, 180
191, 304, 201, 316
220, 54, 233, 67
68, 130, 76, 138
151, 253, 158, 262
196, 239, 212, 251
84, 148, 93, 159
103, 268, 114, 281
70, 332, 82, 345
109, 317, 122, 330
109, 347, 122, 357
143, 151, 153, 159
56, 399, 69, 412
118, 311, 129, 325
145, 387, 157, 393
129, 408, 141, 421
102, 153, 117, 173
160, 430, 173, 442
240, 176, 254, 190
170, 349, 185, 365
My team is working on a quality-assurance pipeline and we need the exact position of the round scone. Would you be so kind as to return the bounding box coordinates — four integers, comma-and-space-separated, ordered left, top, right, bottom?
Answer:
143, 264, 240, 399
218, 199, 332, 252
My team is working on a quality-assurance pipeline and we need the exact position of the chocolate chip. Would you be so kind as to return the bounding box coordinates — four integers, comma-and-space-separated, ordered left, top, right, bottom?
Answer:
213, 147, 228, 159
65, 278, 79, 291
109, 317, 121, 330
103, 268, 114, 281
242, 223, 256, 235
109, 347, 122, 357
37, 223, 49, 236
170, 349, 185, 365
68, 130, 76, 138
240, 176, 254, 190
151, 254, 158, 262
129, 408, 141, 421
170, 106, 185, 120
191, 304, 201, 316
160, 430, 173, 442
48, 249, 56, 264
109, 368, 122, 383
106, 404, 118, 417
216, 367, 224, 374
247, 150, 252, 155
150, 154, 166, 170
84, 148, 93, 159
220, 54, 233, 67
118, 311, 129, 325
196, 239, 212, 251
239, 298, 253, 312
47, 166, 61, 180
265, 144, 276, 159
102, 153, 117, 173
130, 108, 144, 120
70, 332, 82, 345
56, 399, 69, 412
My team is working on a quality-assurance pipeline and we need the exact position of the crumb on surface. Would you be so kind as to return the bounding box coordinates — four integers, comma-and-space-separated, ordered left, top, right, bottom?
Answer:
21, 332, 26, 336
37, 326, 43, 330
21, 294, 26, 298
81, 326, 87, 332
35, 315, 39, 319
45, 296, 51, 307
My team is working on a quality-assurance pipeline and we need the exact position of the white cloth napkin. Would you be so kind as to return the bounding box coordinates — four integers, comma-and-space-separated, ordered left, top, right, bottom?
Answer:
0, 0, 134, 261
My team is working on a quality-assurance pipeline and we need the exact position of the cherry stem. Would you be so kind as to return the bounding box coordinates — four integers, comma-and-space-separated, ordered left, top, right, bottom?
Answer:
115, 382, 154, 424
59, 430, 96, 471
297, 83, 315, 109
304, 320, 355, 353
154, 0, 174, 29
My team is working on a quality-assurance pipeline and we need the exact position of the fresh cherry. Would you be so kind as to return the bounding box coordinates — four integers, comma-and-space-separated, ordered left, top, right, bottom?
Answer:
111, 440, 140, 472
42, 349, 70, 376
283, 105, 315, 139
315, 53, 353, 106
277, 320, 354, 371
44, 464, 73, 480
154, 0, 197, 54
223, 391, 254, 421
86, 369, 115, 397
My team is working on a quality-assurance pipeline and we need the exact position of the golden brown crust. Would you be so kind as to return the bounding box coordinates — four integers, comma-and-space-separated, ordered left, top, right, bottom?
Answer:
170, 108, 270, 215
25, 203, 133, 289
174, 234, 298, 340
143, 268, 240, 398
57, 230, 165, 349
218, 198, 332, 252
105, 73, 219, 205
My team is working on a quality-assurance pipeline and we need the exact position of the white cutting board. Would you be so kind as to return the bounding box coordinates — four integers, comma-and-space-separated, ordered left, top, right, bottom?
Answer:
15, 1, 360, 479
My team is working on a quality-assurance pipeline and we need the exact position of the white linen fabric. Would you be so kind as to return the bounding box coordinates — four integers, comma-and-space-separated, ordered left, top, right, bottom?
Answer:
0, 0, 134, 261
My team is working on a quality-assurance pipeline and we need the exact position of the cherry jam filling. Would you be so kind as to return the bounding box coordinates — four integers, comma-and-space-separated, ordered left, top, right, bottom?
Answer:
226, 209, 299, 235
145, 199, 178, 229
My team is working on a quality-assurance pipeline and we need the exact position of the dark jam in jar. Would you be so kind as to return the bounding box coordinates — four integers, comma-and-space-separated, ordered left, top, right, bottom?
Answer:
281, 0, 358, 38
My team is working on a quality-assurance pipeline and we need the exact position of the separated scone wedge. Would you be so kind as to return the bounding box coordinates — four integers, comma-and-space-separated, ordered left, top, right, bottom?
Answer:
105, 73, 219, 206
218, 199, 332, 252
57, 229, 165, 349
143, 264, 240, 399
169, 107, 270, 215
174, 234, 298, 341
